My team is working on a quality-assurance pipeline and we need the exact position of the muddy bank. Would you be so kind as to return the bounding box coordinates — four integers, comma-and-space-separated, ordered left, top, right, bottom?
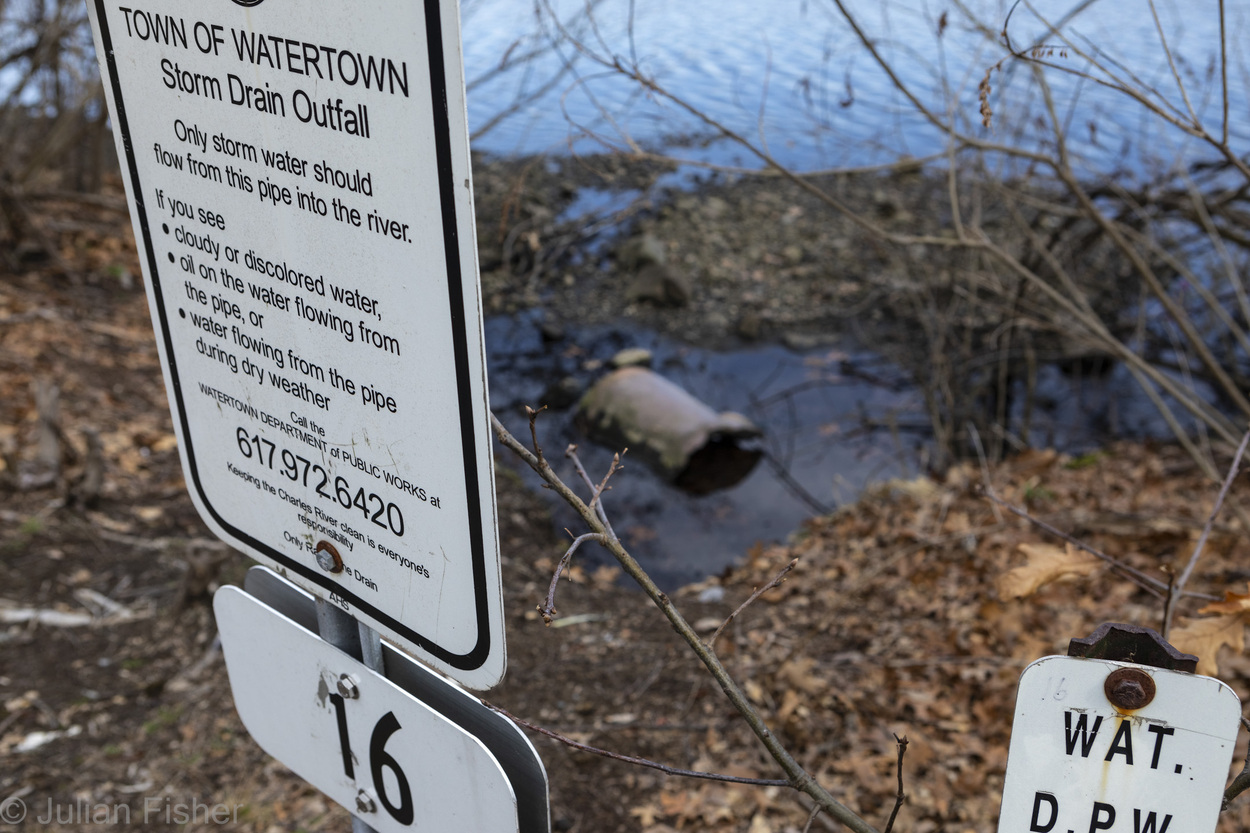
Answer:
472, 153, 939, 349
471, 152, 1137, 445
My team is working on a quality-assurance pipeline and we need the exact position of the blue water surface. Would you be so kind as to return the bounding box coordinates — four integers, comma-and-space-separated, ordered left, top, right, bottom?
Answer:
462, 0, 1250, 178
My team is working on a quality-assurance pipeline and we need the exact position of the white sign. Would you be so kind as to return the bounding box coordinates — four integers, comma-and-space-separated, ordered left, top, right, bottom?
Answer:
997, 656, 1241, 833
241, 566, 551, 833
85, 0, 504, 688
216, 585, 518, 833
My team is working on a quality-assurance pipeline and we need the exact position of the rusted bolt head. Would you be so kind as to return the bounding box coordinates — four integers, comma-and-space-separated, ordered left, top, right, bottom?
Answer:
1105, 667, 1156, 710
314, 540, 343, 573
355, 789, 376, 814
336, 673, 360, 700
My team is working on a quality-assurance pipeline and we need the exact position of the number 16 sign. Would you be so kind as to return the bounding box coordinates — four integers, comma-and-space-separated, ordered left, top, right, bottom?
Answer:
215, 586, 518, 833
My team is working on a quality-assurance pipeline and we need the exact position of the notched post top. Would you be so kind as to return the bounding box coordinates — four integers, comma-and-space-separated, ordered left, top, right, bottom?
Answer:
1067, 622, 1198, 673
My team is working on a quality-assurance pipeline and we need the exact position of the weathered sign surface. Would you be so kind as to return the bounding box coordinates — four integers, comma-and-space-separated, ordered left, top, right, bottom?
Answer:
997, 655, 1240, 833
216, 585, 518, 833
85, 0, 504, 688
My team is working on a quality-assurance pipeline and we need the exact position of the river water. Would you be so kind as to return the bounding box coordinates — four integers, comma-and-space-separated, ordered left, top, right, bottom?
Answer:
463, 0, 1249, 176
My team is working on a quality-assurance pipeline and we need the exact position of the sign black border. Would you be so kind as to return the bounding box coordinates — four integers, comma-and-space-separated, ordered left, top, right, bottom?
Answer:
93, 0, 493, 672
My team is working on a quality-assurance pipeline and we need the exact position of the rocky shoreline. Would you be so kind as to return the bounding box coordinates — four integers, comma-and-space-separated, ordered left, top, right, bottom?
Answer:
471, 151, 948, 350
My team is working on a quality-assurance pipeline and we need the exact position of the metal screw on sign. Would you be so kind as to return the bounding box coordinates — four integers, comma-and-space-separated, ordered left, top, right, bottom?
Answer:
1104, 667, 1156, 710
314, 540, 344, 574
337, 674, 360, 700
355, 789, 377, 815
1068, 622, 1198, 710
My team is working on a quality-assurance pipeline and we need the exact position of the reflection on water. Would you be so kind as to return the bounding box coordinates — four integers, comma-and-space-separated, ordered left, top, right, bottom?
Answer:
463, 0, 1249, 176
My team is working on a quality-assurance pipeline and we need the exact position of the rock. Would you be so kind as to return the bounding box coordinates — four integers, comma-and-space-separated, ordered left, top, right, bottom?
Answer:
697, 586, 726, 603
617, 232, 667, 269
538, 313, 566, 343
539, 376, 582, 410
610, 348, 653, 368
782, 331, 832, 351
702, 196, 729, 219
873, 188, 901, 219
736, 311, 762, 341
626, 263, 691, 307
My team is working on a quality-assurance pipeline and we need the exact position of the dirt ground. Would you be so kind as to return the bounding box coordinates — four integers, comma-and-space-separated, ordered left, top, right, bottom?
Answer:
4, 161, 1250, 833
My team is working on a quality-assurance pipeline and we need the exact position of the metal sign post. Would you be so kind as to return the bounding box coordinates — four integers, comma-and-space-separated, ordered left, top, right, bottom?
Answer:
997, 624, 1242, 833
85, 0, 505, 690
83, 0, 537, 827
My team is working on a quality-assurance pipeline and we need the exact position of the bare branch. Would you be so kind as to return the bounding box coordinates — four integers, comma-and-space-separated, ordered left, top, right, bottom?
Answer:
1222, 716, 1250, 811
1219, 0, 1228, 147
1146, 0, 1199, 126
526, 405, 548, 468
983, 489, 1218, 602
883, 734, 908, 833
491, 412, 878, 833
540, 532, 606, 625
565, 443, 620, 540
1162, 429, 1250, 637
709, 559, 798, 648
491, 705, 790, 787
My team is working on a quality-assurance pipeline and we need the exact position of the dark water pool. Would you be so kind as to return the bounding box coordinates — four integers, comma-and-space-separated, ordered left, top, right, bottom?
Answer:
485, 310, 1179, 587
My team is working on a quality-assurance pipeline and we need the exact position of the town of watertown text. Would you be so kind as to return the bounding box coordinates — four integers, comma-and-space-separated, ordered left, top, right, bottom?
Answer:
114, 7, 415, 140
11, 795, 243, 825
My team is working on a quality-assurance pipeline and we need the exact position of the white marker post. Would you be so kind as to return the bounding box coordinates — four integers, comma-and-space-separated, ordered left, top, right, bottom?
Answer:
215, 585, 522, 833
84, 0, 505, 690
997, 626, 1242, 833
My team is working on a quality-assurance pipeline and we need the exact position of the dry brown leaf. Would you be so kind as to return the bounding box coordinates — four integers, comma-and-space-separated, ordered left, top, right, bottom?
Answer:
748, 813, 773, 833
777, 688, 803, 723
629, 805, 661, 827
1169, 614, 1246, 676
997, 542, 1100, 600
777, 657, 824, 695
1199, 583, 1250, 615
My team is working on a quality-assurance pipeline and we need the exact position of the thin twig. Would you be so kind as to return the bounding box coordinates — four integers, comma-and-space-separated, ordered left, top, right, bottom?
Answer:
540, 532, 606, 624
491, 412, 878, 833
1147, 0, 1199, 126
492, 706, 790, 787
566, 444, 620, 540
565, 442, 597, 492
589, 450, 625, 513
803, 806, 823, 833
709, 559, 798, 648
883, 734, 908, 833
762, 450, 834, 516
983, 490, 1216, 602
1222, 716, 1250, 811
1160, 569, 1176, 637
1219, 0, 1228, 147
966, 424, 1004, 524
1162, 429, 1250, 637
526, 405, 548, 467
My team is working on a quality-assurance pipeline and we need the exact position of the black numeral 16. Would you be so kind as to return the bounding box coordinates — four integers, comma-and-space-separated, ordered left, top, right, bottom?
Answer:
328, 692, 414, 825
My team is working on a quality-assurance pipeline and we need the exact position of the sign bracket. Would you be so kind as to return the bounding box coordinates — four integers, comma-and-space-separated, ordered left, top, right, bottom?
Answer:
316, 599, 385, 833
1067, 622, 1199, 672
